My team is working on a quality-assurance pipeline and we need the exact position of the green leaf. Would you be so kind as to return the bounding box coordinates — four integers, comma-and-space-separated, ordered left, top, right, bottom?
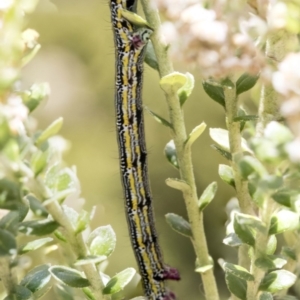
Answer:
255, 255, 287, 270
184, 122, 206, 148
211, 144, 232, 160
281, 246, 296, 261
22, 83, 50, 112
260, 175, 283, 190
25, 194, 48, 217
269, 210, 299, 235
210, 128, 252, 153
164, 140, 179, 169
0, 229, 17, 256
224, 262, 254, 281
219, 164, 235, 188
236, 73, 259, 95
103, 268, 136, 295
266, 235, 277, 255
271, 190, 292, 207
19, 238, 53, 254
87, 225, 116, 257
49, 266, 90, 288
233, 115, 259, 122
160, 72, 187, 94
223, 233, 242, 247
145, 107, 172, 129
20, 264, 51, 293
144, 41, 158, 71
74, 255, 107, 266
233, 214, 255, 247
75, 209, 90, 235
198, 182, 217, 211
54, 230, 67, 242
178, 72, 195, 106
238, 156, 268, 179
10, 286, 33, 300
82, 287, 96, 300
35, 117, 63, 146
225, 272, 247, 300
19, 219, 60, 236
259, 270, 296, 292
202, 81, 225, 108
0, 211, 20, 235
121, 9, 152, 29
235, 212, 265, 232
30, 150, 49, 176
165, 178, 189, 192
259, 292, 273, 300
165, 213, 192, 238
195, 257, 213, 273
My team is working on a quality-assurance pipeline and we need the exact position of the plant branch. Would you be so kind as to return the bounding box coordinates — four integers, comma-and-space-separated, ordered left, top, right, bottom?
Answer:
140, 1, 219, 299
224, 82, 254, 273
0, 257, 17, 295
45, 200, 108, 300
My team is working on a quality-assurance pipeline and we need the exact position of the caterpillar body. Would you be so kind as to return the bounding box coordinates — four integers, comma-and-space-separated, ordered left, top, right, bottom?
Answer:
110, 0, 179, 299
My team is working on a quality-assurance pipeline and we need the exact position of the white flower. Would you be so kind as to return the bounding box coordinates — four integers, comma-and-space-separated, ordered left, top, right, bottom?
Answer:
286, 138, 300, 162
273, 53, 300, 96
191, 21, 228, 45
160, 22, 178, 45
181, 4, 216, 24
0, 0, 13, 11
281, 96, 300, 116
268, 2, 287, 30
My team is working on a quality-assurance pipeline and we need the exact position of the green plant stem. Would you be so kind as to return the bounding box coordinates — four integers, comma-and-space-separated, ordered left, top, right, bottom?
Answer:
45, 201, 108, 300
140, 1, 219, 299
0, 257, 17, 295
246, 199, 275, 300
224, 83, 254, 272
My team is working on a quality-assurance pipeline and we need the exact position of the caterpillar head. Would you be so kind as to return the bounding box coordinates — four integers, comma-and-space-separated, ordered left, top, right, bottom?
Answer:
130, 28, 153, 49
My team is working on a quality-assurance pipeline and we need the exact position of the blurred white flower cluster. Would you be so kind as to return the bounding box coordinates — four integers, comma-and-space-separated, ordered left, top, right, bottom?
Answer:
154, 0, 266, 78
273, 53, 300, 162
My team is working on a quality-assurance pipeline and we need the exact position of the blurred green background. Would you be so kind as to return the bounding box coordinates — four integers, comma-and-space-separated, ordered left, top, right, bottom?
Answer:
21, 0, 243, 299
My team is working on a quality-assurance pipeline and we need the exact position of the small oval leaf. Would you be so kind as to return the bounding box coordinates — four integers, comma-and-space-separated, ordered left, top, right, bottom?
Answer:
269, 210, 299, 235
19, 219, 60, 236
224, 262, 254, 281
145, 107, 172, 129
236, 73, 259, 95
19, 237, 53, 254
202, 81, 225, 108
219, 164, 235, 188
178, 72, 195, 106
103, 268, 136, 295
35, 117, 63, 146
164, 140, 179, 169
20, 264, 51, 293
0, 229, 17, 256
165, 213, 192, 238
50, 266, 90, 288
160, 72, 187, 94
87, 225, 116, 257
259, 270, 296, 292
184, 122, 206, 148
198, 182, 217, 211
225, 272, 247, 300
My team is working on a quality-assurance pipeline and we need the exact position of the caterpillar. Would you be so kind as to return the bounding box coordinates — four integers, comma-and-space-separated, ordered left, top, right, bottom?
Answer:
110, 0, 180, 299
